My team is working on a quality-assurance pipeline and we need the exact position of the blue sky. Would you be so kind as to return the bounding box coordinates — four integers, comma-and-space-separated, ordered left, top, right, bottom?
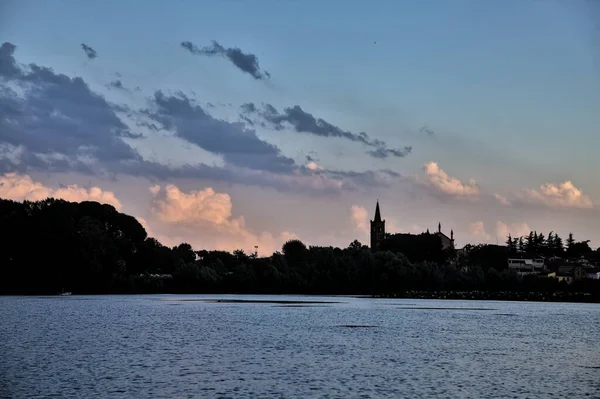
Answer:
1, 0, 599, 252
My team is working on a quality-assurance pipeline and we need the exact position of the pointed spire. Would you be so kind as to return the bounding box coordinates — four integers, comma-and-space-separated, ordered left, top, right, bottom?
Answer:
426, 228, 430, 234
374, 200, 382, 222
451, 229, 454, 240
438, 222, 441, 233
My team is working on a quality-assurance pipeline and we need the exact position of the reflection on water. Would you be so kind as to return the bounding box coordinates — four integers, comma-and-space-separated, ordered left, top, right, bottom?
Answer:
1, 295, 599, 398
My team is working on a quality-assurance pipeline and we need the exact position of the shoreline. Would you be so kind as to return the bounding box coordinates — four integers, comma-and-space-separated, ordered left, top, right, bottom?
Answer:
3, 291, 600, 304
375, 290, 600, 304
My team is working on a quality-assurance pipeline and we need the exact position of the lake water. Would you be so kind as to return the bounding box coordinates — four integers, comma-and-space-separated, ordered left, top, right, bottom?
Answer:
1, 295, 599, 398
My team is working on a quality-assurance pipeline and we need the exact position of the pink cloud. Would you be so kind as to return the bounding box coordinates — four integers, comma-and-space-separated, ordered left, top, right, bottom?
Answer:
518, 181, 593, 209
469, 220, 492, 243
306, 161, 322, 171
148, 184, 297, 255
350, 205, 369, 233
0, 173, 122, 209
494, 193, 511, 206
418, 162, 480, 198
496, 221, 531, 239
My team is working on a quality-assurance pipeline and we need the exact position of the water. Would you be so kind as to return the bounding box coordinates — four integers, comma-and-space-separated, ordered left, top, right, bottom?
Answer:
1, 295, 599, 398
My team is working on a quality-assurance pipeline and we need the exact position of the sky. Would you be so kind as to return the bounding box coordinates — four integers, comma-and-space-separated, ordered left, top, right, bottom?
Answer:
1, 0, 599, 255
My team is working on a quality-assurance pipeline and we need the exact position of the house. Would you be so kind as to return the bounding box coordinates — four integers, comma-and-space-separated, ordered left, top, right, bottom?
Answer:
556, 274, 574, 284
558, 265, 587, 280
587, 269, 600, 280
507, 257, 546, 275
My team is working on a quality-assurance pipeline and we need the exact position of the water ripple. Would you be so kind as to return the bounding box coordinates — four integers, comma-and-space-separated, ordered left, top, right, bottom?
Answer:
1, 295, 599, 398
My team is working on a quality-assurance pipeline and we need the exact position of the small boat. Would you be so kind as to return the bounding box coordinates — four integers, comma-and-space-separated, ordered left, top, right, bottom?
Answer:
59, 287, 72, 296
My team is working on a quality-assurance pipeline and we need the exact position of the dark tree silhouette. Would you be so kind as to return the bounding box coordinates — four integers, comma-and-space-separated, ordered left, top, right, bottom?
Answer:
282, 239, 308, 264
0, 197, 599, 301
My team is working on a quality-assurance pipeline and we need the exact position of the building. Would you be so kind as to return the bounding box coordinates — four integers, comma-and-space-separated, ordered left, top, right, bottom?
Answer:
555, 274, 574, 284
370, 200, 385, 251
507, 258, 546, 275
587, 269, 600, 280
369, 201, 454, 251
433, 222, 454, 250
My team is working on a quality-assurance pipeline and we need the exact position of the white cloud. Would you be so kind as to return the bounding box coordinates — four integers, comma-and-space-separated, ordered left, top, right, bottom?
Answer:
149, 184, 296, 255
495, 221, 531, 240
519, 181, 593, 209
0, 173, 122, 209
418, 162, 480, 198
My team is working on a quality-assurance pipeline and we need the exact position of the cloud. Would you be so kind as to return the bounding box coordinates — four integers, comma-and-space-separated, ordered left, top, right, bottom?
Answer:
367, 147, 412, 159
469, 221, 492, 242
181, 40, 270, 80
350, 205, 369, 233
149, 184, 295, 254
152, 184, 233, 226
496, 221, 531, 240
324, 168, 402, 189
306, 161, 322, 171
0, 42, 140, 172
0, 173, 122, 209
518, 181, 593, 209
494, 193, 511, 206
0, 43, 20, 78
241, 103, 412, 159
0, 42, 406, 197
419, 126, 435, 136
0, 144, 25, 167
418, 162, 480, 199
80, 43, 97, 60
149, 184, 161, 196
108, 80, 126, 90
145, 91, 297, 173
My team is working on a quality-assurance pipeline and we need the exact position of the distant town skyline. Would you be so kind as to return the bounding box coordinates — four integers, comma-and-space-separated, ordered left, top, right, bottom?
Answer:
1, 0, 599, 254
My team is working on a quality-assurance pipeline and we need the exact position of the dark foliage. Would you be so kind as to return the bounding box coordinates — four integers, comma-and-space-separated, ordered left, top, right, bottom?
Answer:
380, 233, 446, 264
1, 198, 599, 301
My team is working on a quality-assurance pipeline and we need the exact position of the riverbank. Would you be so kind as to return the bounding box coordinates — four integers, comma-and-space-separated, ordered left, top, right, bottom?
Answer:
5, 289, 600, 304
377, 290, 600, 303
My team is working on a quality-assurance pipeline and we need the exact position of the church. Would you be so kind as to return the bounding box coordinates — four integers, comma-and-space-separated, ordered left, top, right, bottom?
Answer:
370, 200, 455, 251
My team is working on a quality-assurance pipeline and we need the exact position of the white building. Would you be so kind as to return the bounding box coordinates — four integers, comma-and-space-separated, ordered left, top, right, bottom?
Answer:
508, 258, 546, 276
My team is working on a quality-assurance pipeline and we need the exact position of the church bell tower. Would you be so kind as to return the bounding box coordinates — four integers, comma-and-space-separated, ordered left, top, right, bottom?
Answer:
370, 200, 385, 251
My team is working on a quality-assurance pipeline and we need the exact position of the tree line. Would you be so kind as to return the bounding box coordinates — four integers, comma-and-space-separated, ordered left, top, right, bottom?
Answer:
505, 231, 593, 258
0, 198, 599, 300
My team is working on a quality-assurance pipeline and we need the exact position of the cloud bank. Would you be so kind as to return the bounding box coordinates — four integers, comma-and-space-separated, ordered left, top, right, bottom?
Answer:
0, 173, 122, 209
0, 41, 400, 196
149, 183, 296, 254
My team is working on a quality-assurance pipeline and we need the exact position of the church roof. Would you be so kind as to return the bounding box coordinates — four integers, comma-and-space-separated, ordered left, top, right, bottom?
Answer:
435, 231, 451, 241
373, 201, 382, 222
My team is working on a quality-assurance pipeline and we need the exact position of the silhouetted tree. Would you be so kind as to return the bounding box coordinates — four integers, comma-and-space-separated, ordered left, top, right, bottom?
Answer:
518, 236, 524, 253
282, 239, 308, 265
567, 233, 575, 253
506, 234, 516, 256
